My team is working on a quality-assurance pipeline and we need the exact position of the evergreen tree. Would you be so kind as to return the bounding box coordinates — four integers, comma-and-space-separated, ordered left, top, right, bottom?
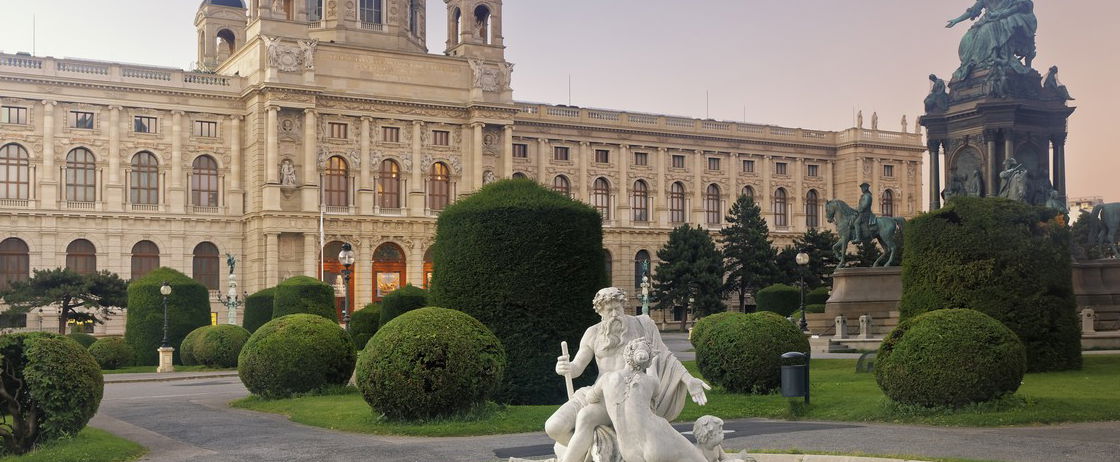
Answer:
719, 195, 777, 312
0, 268, 128, 334
773, 229, 840, 288
652, 225, 726, 330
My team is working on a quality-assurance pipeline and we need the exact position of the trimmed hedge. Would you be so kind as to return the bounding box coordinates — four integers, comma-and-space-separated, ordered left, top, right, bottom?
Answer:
88, 337, 134, 370
900, 196, 1081, 371
756, 284, 801, 317
378, 285, 428, 327
238, 314, 356, 399
194, 325, 251, 368
180, 326, 207, 366
273, 276, 336, 322
876, 309, 1026, 407
0, 333, 103, 455
124, 267, 212, 366
431, 179, 605, 405
243, 287, 275, 333
357, 307, 506, 420
692, 311, 809, 393
350, 303, 381, 349
66, 333, 97, 349
806, 287, 831, 305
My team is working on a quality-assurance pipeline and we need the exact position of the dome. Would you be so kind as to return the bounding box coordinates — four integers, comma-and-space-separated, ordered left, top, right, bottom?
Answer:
205, 0, 245, 8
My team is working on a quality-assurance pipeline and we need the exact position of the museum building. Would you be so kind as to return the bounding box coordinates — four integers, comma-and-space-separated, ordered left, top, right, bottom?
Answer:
0, 0, 925, 331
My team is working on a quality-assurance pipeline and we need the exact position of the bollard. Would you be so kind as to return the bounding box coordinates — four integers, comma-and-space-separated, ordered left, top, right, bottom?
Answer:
859, 314, 873, 339
834, 315, 848, 339
780, 351, 810, 405
1081, 308, 1096, 334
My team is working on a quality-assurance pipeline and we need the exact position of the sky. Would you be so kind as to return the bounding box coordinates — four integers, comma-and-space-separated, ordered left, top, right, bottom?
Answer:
2, 0, 1117, 204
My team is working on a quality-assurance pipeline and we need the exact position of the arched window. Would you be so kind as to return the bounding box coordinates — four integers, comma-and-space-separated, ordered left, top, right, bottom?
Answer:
634, 250, 650, 290
450, 8, 461, 46
324, 156, 349, 207
192, 242, 220, 290
378, 159, 400, 209
216, 29, 236, 57
773, 188, 788, 228
592, 177, 611, 219
130, 152, 160, 205
0, 144, 30, 200
429, 162, 450, 211
373, 242, 406, 300
66, 239, 97, 275
631, 180, 649, 222
805, 189, 820, 229
474, 5, 491, 44
881, 189, 895, 217
359, 0, 382, 24
603, 248, 613, 286
741, 185, 755, 201
66, 148, 97, 202
552, 175, 571, 197
669, 182, 686, 223
131, 240, 160, 280
281, 0, 294, 20
192, 155, 219, 207
320, 241, 353, 319
512, 172, 527, 180
705, 184, 722, 225
0, 238, 29, 291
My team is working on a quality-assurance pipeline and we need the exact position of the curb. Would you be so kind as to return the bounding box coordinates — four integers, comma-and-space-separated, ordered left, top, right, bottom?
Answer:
104, 372, 240, 384
752, 454, 930, 462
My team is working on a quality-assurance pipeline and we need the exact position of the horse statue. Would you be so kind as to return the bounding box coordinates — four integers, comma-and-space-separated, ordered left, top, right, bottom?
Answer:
825, 199, 905, 268
1090, 203, 1120, 258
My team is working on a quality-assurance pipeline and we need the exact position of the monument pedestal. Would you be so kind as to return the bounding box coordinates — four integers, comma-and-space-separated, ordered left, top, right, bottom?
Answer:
157, 346, 175, 373
1072, 260, 1120, 332
811, 267, 902, 337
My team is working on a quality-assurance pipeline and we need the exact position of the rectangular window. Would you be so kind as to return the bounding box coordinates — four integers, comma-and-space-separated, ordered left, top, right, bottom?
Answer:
328, 122, 348, 139
776, 162, 788, 175
1, 106, 28, 125
633, 152, 648, 166
595, 149, 610, 164
742, 159, 755, 173
807, 164, 819, 177
382, 126, 400, 142
134, 116, 158, 133
554, 146, 570, 161
70, 111, 95, 129
193, 120, 219, 138
433, 130, 450, 146
708, 158, 720, 171
883, 164, 895, 177
671, 155, 685, 169
513, 143, 528, 158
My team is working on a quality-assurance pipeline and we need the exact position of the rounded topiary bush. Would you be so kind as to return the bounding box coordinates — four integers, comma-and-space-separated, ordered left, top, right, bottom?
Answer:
357, 307, 506, 420
692, 311, 809, 393
273, 276, 336, 322
350, 303, 381, 349
125, 267, 212, 366
194, 324, 251, 368
0, 333, 103, 455
378, 285, 428, 327
431, 179, 605, 405
66, 332, 97, 349
88, 337, 134, 370
876, 309, 1026, 407
243, 287, 275, 333
901, 196, 1081, 371
806, 287, 831, 305
179, 325, 207, 366
238, 314, 356, 399
756, 284, 801, 317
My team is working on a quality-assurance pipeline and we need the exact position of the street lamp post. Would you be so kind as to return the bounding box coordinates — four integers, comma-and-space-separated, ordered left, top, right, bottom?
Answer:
157, 282, 174, 373
217, 253, 244, 325
338, 243, 355, 331
796, 251, 810, 332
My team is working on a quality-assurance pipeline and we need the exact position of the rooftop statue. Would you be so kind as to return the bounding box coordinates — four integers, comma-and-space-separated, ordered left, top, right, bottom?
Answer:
947, 0, 1038, 81
1043, 66, 1075, 101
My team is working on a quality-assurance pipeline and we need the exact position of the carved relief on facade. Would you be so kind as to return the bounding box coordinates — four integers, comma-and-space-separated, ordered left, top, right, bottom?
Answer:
279, 115, 302, 141
262, 36, 306, 72
317, 145, 360, 168
482, 170, 496, 185
482, 127, 502, 157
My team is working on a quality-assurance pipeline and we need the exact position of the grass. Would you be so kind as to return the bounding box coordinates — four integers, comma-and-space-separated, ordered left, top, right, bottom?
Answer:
230, 355, 1120, 436
0, 428, 146, 462
101, 365, 234, 375
748, 448, 1000, 462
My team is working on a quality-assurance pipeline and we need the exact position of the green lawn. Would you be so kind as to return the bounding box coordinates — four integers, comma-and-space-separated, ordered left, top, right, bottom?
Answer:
0, 428, 146, 462
749, 449, 1000, 462
102, 365, 235, 375
231, 355, 1120, 437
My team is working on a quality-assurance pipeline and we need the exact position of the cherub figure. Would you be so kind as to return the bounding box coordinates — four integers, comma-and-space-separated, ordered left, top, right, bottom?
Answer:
694, 416, 756, 462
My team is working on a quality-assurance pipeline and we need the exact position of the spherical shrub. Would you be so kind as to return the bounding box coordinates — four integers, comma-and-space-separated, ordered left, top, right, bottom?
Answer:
0, 333, 103, 455
194, 325, 251, 368
692, 311, 809, 393
66, 332, 97, 349
756, 284, 801, 316
876, 309, 1026, 407
180, 325, 208, 366
88, 337, 134, 370
378, 285, 428, 327
125, 267, 212, 365
238, 314, 356, 398
243, 287, 275, 333
273, 276, 336, 322
806, 287, 831, 306
349, 303, 381, 349
357, 307, 506, 420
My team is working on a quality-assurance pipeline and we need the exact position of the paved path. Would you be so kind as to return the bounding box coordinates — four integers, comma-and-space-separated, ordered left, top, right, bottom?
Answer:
92, 377, 1120, 462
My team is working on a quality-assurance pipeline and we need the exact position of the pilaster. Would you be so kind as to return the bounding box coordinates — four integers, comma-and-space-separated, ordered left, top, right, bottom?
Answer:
301, 109, 319, 211
39, 100, 58, 208
408, 121, 425, 215
357, 117, 373, 212
168, 110, 185, 214
692, 150, 703, 224
263, 106, 281, 210
655, 147, 667, 227
228, 115, 244, 215
105, 105, 124, 211
577, 141, 590, 200
502, 125, 514, 178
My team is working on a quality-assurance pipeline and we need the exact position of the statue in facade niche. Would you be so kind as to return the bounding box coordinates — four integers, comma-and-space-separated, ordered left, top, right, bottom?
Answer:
1043, 66, 1075, 101
280, 159, 297, 186
998, 157, 1028, 201
947, 0, 1038, 80
966, 167, 985, 197
924, 74, 950, 113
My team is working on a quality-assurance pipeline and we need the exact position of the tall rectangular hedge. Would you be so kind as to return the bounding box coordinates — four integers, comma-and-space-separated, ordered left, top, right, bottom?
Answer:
124, 267, 213, 365
900, 197, 1081, 371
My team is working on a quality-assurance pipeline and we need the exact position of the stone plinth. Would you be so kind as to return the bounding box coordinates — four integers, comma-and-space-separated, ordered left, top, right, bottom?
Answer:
823, 267, 902, 331
1072, 260, 1120, 305
157, 346, 175, 373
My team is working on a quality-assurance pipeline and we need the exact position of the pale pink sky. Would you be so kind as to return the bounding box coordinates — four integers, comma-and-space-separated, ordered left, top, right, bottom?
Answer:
2, 1, 1117, 204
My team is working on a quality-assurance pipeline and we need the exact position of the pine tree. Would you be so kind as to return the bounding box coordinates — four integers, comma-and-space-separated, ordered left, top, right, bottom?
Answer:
1, 268, 128, 334
774, 229, 840, 288
652, 224, 726, 330
719, 195, 777, 312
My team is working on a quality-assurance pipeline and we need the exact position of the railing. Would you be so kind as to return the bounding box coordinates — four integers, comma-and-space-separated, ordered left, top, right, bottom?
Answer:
518, 105, 539, 114
702, 121, 730, 130
377, 207, 403, 215
0, 53, 242, 92
666, 118, 694, 128
191, 205, 221, 214
0, 56, 42, 69
184, 73, 231, 86
131, 204, 159, 212
323, 205, 350, 215
308, 21, 323, 29
628, 114, 657, 124
65, 201, 96, 210
0, 198, 29, 208
122, 67, 171, 81
358, 21, 385, 32
546, 107, 580, 118
588, 111, 620, 121
58, 62, 109, 75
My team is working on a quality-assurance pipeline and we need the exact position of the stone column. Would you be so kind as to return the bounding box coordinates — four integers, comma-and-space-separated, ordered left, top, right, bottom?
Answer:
1052, 133, 1067, 198
578, 141, 590, 201
826, 160, 835, 200
472, 123, 484, 193
985, 131, 997, 197
1003, 131, 1015, 167
899, 161, 909, 216
169, 110, 185, 213
106, 106, 123, 211
794, 157, 804, 231
229, 115, 244, 215
536, 138, 548, 185
655, 147, 667, 226
502, 125, 514, 178
928, 140, 941, 210
40, 100, 58, 207
266, 106, 280, 183
761, 155, 772, 215
617, 144, 630, 226
301, 110, 319, 211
